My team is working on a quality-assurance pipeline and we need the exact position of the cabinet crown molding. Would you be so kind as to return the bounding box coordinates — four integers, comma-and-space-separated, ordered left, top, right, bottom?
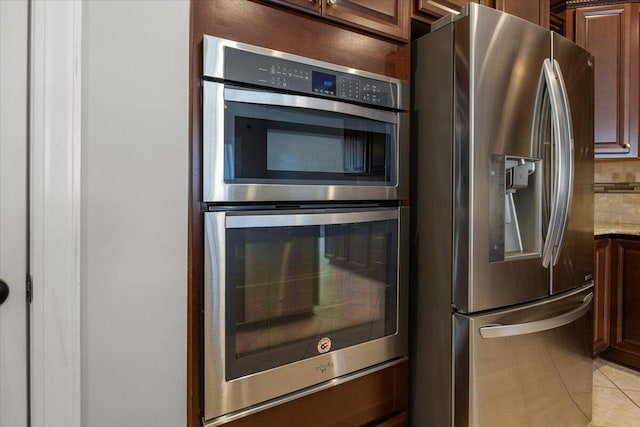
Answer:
567, 0, 640, 8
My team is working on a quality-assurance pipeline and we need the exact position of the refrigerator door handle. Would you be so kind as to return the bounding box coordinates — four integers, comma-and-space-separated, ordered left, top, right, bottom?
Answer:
538, 58, 566, 268
479, 292, 593, 339
551, 59, 575, 266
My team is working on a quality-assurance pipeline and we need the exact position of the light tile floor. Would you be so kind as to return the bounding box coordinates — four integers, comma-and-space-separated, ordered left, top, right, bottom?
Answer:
590, 358, 640, 426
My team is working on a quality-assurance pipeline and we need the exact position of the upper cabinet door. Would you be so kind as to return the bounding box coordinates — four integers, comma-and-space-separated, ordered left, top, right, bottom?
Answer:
324, 0, 410, 41
265, 0, 409, 41
494, 0, 550, 28
574, 3, 640, 158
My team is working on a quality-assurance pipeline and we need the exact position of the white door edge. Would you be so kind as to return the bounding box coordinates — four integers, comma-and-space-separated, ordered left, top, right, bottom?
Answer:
30, 1, 82, 427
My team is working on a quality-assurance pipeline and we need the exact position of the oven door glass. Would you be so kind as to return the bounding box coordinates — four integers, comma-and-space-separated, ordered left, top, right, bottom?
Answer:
223, 208, 399, 380
223, 87, 398, 186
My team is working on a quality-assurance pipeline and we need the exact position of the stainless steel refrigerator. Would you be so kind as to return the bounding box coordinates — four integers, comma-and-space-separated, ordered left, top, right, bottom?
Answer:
411, 4, 594, 426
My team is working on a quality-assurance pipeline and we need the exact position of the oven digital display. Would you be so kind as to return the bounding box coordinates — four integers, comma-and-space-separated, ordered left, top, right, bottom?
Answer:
312, 71, 336, 95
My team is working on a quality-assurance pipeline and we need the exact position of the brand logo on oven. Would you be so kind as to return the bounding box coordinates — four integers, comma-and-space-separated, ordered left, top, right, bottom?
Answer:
315, 361, 334, 374
317, 337, 332, 354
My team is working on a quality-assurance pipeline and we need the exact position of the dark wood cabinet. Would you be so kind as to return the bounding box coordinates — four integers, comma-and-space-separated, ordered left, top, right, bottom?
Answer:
372, 411, 408, 426
495, 0, 550, 28
594, 237, 611, 355
412, 0, 492, 24
267, 0, 410, 41
412, 0, 550, 27
413, 0, 481, 23
595, 235, 640, 371
270, 0, 322, 13
605, 238, 640, 369
572, 3, 640, 158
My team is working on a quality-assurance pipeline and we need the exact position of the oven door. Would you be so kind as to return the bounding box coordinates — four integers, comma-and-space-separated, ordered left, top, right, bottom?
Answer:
203, 207, 408, 423
202, 81, 408, 202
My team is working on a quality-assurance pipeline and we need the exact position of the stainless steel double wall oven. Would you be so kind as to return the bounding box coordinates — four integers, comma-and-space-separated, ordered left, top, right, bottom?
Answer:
201, 35, 409, 426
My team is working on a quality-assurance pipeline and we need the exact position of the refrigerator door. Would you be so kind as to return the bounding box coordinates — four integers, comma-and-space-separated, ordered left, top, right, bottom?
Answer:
453, 284, 593, 427
453, 5, 552, 312
550, 33, 594, 294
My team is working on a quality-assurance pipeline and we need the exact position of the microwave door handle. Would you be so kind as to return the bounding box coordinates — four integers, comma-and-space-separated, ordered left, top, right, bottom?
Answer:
551, 60, 575, 266
540, 58, 565, 269
223, 87, 398, 124
479, 293, 593, 339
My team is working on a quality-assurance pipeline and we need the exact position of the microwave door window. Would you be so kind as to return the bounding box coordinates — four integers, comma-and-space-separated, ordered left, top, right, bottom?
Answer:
224, 101, 395, 186
224, 218, 398, 380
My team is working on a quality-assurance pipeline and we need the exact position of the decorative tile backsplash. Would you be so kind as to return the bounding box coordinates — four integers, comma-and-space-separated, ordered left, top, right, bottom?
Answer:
595, 160, 640, 184
595, 160, 640, 227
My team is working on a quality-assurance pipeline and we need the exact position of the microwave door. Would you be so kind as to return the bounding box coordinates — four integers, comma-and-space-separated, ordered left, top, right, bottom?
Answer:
202, 80, 408, 203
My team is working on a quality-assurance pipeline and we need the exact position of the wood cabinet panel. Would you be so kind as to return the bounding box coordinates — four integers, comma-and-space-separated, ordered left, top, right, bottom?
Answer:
372, 411, 408, 426
324, 0, 410, 41
607, 239, 640, 369
413, 0, 550, 29
574, 3, 640, 158
413, 0, 489, 24
594, 238, 611, 356
267, 0, 409, 41
415, 0, 474, 23
269, 0, 322, 14
495, 0, 550, 28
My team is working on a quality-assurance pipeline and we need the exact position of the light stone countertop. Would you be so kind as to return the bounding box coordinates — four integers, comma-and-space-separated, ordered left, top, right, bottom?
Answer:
594, 224, 640, 236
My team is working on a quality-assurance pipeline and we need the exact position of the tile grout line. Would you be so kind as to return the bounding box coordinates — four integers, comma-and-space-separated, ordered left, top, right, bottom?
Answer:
619, 388, 640, 410
597, 361, 640, 410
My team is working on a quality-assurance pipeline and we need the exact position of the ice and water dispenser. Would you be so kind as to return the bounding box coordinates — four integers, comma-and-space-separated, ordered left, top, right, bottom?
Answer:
489, 155, 542, 262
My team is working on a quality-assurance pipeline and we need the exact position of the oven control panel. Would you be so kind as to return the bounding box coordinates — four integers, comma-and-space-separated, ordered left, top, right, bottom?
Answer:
222, 47, 398, 109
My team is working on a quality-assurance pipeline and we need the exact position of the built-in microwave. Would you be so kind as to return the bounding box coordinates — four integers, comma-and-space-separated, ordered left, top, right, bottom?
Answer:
202, 35, 409, 203
202, 206, 408, 425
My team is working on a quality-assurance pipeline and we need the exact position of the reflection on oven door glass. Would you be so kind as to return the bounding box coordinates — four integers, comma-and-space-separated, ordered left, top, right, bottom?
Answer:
225, 219, 398, 380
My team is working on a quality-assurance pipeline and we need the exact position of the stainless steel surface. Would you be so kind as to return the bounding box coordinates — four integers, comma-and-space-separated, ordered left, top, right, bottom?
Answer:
411, 5, 594, 427
454, 285, 593, 427
479, 292, 593, 338
454, 4, 551, 312
540, 58, 567, 268
410, 21, 455, 427
550, 32, 594, 294
203, 35, 409, 111
202, 80, 409, 202
224, 86, 398, 124
203, 206, 409, 423
226, 208, 398, 228
552, 60, 575, 266
202, 357, 408, 427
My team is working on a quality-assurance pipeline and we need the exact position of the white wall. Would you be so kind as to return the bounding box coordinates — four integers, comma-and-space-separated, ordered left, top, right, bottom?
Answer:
81, 2, 189, 426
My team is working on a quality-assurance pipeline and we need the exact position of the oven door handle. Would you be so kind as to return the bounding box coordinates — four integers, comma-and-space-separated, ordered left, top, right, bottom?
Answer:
224, 86, 398, 124
226, 209, 399, 229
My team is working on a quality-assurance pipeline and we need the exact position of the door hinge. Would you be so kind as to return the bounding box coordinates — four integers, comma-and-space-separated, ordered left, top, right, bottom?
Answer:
26, 274, 32, 304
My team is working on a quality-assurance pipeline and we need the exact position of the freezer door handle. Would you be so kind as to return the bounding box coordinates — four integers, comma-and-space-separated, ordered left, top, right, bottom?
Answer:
479, 293, 593, 339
